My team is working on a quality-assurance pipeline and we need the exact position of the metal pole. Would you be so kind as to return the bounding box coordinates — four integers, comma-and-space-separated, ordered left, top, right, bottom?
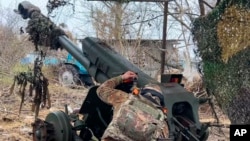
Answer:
161, 1, 168, 74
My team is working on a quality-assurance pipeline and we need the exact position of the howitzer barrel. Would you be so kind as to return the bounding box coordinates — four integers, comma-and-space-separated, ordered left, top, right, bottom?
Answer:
58, 36, 109, 83
80, 37, 158, 86
16, 1, 159, 86
59, 35, 158, 86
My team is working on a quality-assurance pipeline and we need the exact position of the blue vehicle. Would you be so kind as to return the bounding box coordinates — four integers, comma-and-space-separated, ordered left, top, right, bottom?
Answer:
20, 53, 60, 66
58, 54, 94, 87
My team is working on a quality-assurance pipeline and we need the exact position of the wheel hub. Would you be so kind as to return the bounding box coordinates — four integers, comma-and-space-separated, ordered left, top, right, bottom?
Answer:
61, 71, 75, 86
32, 118, 54, 141
32, 111, 73, 141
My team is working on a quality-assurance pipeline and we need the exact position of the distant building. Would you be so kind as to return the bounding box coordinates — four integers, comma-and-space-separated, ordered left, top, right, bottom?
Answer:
81, 38, 182, 78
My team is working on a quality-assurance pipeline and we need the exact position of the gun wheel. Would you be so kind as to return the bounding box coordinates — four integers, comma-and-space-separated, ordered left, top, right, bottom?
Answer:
45, 111, 73, 141
32, 118, 55, 141
58, 64, 80, 87
32, 111, 73, 141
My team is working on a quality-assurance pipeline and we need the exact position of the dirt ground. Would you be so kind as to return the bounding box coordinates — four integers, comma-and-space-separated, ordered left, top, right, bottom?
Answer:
0, 82, 230, 141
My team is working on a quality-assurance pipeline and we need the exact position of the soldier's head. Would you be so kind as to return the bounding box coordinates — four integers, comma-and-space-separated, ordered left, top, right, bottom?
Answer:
141, 83, 165, 106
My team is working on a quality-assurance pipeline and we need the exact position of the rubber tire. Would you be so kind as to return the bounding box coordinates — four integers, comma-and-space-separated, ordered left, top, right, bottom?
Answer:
45, 111, 73, 141
58, 64, 80, 87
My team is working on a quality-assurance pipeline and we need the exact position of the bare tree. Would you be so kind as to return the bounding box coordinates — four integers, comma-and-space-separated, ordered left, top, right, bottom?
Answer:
0, 8, 34, 76
199, 0, 205, 16
47, 0, 219, 75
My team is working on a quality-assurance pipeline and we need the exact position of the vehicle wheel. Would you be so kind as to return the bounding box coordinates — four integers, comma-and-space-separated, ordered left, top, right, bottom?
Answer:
59, 65, 80, 87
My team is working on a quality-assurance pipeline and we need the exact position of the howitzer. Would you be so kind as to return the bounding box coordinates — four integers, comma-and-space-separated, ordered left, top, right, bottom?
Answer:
16, 1, 209, 141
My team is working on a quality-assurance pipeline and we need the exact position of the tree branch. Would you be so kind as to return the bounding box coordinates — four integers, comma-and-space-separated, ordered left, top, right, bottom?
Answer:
167, 11, 191, 31
123, 14, 163, 26
144, 50, 183, 70
202, 0, 215, 9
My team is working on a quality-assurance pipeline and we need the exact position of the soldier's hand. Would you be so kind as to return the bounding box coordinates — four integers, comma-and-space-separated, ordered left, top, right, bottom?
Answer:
122, 71, 138, 82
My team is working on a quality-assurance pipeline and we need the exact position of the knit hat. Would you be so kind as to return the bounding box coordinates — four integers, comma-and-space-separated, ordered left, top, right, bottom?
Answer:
141, 83, 165, 106
144, 83, 162, 94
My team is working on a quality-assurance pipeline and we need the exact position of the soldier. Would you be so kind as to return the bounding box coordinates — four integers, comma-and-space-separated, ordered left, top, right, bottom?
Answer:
96, 71, 169, 141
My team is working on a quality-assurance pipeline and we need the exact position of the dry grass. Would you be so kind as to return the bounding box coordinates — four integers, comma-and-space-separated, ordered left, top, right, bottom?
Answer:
0, 64, 89, 140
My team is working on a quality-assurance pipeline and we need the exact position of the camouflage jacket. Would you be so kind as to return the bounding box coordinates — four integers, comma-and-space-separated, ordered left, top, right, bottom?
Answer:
96, 75, 129, 111
96, 76, 169, 141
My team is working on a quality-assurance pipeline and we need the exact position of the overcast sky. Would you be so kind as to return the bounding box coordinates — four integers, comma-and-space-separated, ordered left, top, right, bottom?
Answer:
0, 0, 187, 39
1, 0, 48, 14
1, 0, 92, 37
1, 0, 199, 60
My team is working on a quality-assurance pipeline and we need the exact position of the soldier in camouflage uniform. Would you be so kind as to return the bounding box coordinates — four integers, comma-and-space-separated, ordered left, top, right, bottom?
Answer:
96, 71, 169, 141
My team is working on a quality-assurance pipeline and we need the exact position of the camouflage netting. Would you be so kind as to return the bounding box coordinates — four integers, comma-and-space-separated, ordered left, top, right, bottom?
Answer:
192, 0, 250, 124
26, 11, 65, 50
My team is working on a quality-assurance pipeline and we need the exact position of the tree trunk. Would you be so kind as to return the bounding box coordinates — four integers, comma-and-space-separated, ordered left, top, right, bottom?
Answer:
198, 0, 205, 16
